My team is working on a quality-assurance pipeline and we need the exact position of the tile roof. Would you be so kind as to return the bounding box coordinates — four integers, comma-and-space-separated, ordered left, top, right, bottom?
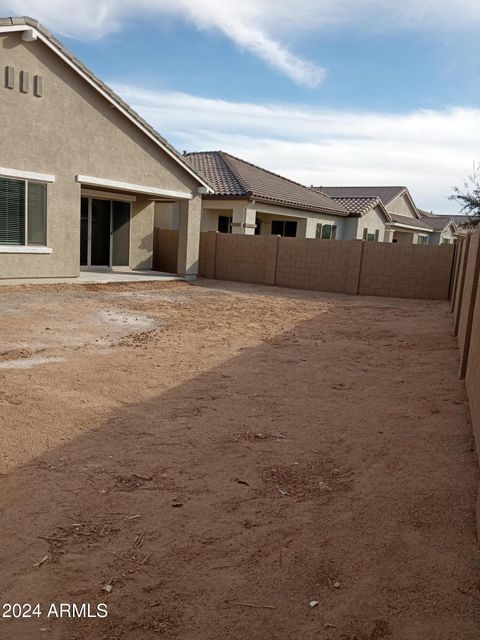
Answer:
186, 152, 349, 216
420, 216, 454, 231
418, 209, 472, 229
326, 196, 381, 217
0, 16, 210, 190
315, 186, 406, 206
389, 213, 433, 230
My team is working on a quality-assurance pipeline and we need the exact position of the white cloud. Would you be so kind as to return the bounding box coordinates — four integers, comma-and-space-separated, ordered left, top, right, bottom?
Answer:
113, 84, 479, 213
2, 0, 480, 86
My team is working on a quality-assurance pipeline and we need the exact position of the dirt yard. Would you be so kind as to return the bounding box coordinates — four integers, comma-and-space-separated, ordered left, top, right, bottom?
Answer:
0, 279, 479, 639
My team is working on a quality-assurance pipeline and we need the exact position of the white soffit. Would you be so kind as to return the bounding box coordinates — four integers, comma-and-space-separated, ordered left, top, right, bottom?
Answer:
76, 175, 193, 199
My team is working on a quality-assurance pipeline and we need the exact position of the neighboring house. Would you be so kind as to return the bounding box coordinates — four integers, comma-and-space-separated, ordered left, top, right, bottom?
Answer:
157, 151, 351, 240
418, 209, 472, 240
0, 17, 211, 281
316, 186, 457, 245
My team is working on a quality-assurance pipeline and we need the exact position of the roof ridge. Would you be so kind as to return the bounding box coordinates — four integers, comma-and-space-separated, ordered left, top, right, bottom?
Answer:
221, 151, 324, 194
218, 152, 251, 195
315, 185, 407, 189
186, 150, 349, 215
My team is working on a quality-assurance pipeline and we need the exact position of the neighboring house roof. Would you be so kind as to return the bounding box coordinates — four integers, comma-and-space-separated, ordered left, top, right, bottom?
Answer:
388, 213, 433, 231
420, 217, 454, 231
323, 195, 383, 217
315, 186, 406, 206
417, 209, 435, 218
0, 16, 211, 191
418, 209, 472, 230
186, 151, 349, 216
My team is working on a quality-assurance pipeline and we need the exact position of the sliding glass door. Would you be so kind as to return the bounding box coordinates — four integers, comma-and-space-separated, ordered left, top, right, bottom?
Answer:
80, 196, 131, 267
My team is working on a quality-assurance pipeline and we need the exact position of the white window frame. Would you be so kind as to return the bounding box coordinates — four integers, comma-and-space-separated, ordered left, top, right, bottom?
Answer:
0, 172, 52, 253
316, 223, 337, 240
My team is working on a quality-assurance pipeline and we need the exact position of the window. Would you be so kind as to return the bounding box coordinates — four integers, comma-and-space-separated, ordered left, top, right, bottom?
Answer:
442, 238, 451, 245
271, 220, 297, 237
418, 235, 428, 245
0, 176, 46, 246
316, 223, 337, 240
218, 215, 232, 234
363, 228, 378, 242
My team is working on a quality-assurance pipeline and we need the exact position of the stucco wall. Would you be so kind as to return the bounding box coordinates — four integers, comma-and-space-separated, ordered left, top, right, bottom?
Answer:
154, 202, 179, 231
387, 193, 417, 217
351, 205, 387, 241
0, 32, 197, 278
194, 199, 348, 239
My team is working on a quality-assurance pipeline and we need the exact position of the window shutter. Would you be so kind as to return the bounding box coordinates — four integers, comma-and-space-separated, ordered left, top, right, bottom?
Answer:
363, 228, 368, 240
332, 225, 337, 240
0, 177, 25, 245
316, 223, 322, 239
374, 229, 380, 242
27, 182, 46, 245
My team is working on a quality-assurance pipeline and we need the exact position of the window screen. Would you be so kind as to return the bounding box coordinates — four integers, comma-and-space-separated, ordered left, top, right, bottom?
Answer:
0, 177, 25, 245
27, 182, 46, 245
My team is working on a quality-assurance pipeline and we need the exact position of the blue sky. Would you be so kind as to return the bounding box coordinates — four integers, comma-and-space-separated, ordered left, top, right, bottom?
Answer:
2, 0, 480, 213
68, 19, 479, 113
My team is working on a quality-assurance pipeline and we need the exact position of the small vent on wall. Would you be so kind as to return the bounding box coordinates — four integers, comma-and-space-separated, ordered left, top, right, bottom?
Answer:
33, 75, 43, 97
20, 70, 29, 93
5, 66, 15, 89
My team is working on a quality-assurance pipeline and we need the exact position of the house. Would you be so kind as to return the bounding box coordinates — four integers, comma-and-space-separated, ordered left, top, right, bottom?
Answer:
0, 17, 211, 282
317, 186, 457, 245
418, 209, 472, 240
165, 151, 350, 239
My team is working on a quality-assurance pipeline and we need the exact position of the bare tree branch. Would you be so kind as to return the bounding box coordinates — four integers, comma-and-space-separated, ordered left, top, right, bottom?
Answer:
449, 162, 480, 228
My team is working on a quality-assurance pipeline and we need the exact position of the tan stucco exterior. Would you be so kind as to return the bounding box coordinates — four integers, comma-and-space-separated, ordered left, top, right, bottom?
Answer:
155, 197, 349, 240
387, 192, 417, 217
0, 30, 202, 279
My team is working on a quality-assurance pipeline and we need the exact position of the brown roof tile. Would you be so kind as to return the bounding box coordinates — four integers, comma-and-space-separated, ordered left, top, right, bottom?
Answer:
389, 213, 433, 230
328, 196, 381, 216
186, 152, 348, 216
315, 186, 406, 206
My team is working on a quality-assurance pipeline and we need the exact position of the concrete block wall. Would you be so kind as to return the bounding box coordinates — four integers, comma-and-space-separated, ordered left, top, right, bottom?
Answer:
453, 236, 471, 335
275, 238, 363, 295
359, 243, 455, 300
449, 230, 480, 540
465, 270, 480, 450
199, 231, 217, 279
457, 233, 480, 378
193, 231, 455, 301
153, 229, 178, 274
212, 234, 279, 285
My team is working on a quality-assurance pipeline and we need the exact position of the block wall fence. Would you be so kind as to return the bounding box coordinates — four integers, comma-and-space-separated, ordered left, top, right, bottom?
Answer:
449, 230, 480, 540
154, 229, 455, 300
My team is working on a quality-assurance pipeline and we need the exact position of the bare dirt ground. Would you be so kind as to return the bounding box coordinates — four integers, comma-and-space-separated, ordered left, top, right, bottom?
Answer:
0, 279, 479, 640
